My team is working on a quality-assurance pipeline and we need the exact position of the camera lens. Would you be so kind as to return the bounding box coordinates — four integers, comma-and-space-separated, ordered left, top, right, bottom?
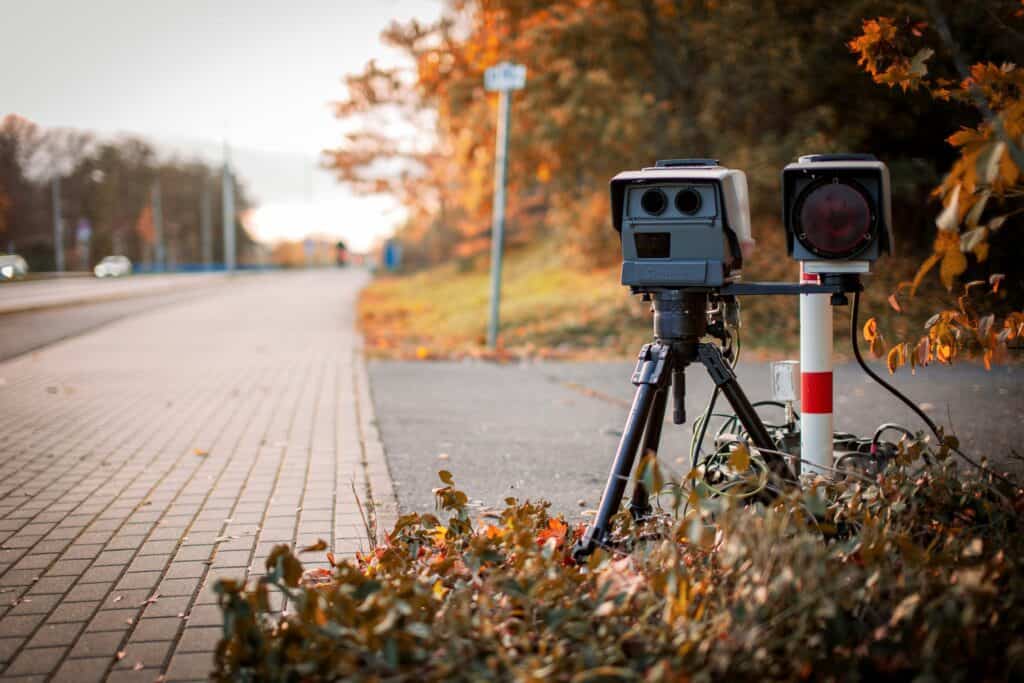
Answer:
796, 180, 873, 258
640, 188, 668, 216
675, 188, 702, 215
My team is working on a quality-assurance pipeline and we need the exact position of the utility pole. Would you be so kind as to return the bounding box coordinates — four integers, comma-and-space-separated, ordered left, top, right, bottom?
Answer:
51, 176, 64, 272
222, 143, 236, 272
152, 179, 165, 272
483, 62, 526, 348
200, 179, 213, 269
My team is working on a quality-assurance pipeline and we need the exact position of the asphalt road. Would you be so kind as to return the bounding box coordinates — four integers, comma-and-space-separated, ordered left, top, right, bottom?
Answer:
0, 272, 225, 314
0, 276, 234, 366
0, 280, 230, 361
369, 358, 1024, 518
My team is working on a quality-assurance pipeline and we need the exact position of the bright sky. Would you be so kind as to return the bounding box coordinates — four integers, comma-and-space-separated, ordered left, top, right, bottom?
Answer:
0, 0, 441, 251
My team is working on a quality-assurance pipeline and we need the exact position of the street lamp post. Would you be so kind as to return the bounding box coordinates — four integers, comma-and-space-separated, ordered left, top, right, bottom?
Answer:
484, 61, 527, 349
222, 144, 236, 272
51, 176, 64, 272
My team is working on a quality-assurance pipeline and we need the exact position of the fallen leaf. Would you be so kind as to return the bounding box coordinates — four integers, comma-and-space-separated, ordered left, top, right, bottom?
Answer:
193, 448, 208, 457
729, 443, 750, 471
300, 539, 328, 553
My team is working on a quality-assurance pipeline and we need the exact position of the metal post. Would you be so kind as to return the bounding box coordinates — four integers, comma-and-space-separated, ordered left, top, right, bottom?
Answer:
222, 146, 236, 272
200, 181, 213, 269
51, 176, 64, 272
799, 265, 833, 472
152, 180, 164, 272
487, 88, 512, 348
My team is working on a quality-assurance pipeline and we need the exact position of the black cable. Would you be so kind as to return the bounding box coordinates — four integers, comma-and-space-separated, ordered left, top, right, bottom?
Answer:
850, 291, 1017, 490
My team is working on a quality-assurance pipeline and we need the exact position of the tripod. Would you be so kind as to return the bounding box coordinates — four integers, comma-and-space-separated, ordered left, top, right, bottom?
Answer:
573, 290, 797, 559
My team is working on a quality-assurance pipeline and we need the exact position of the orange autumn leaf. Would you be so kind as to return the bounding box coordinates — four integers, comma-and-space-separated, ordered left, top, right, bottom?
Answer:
536, 518, 568, 547
300, 539, 328, 553
863, 318, 879, 343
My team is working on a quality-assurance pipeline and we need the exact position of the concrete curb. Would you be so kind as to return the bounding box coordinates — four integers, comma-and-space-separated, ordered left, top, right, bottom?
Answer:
354, 336, 400, 543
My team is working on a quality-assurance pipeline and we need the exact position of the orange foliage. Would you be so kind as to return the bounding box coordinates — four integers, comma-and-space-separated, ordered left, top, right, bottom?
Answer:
850, 12, 1023, 371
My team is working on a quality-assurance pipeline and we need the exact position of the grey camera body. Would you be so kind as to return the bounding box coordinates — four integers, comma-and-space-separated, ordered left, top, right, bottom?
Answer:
782, 153, 894, 271
611, 159, 752, 290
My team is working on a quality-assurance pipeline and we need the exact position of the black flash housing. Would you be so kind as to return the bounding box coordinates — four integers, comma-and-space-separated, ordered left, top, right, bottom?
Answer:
782, 153, 893, 265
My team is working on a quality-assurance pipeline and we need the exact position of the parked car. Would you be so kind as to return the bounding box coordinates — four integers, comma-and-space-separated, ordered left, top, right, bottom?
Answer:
94, 255, 132, 278
0, 254, 28, 280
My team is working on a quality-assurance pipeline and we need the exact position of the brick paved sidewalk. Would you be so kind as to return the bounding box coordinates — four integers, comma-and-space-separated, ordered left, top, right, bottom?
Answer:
0, 270, 397, 682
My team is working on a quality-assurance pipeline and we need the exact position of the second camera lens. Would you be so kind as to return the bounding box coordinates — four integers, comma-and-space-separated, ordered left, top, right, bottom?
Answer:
675, 188, 702, 215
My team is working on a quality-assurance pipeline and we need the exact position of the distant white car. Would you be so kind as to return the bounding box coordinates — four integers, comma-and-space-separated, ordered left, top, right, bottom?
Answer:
0, 254, 28, 280
94, 255, 132, 278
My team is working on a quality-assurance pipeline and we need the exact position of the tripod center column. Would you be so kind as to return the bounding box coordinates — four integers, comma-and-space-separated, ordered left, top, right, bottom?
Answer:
651, 291, 707, 345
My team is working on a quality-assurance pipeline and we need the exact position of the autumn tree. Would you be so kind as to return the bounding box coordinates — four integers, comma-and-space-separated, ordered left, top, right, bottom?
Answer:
848, 1, 1024, 371
328, 1, 1006, 269
0, 114, 256, 270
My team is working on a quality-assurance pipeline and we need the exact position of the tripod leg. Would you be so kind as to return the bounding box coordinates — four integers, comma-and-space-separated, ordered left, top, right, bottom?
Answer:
697, 344, 797, 487
627, 386, 668, 520
574, 343, 670, 559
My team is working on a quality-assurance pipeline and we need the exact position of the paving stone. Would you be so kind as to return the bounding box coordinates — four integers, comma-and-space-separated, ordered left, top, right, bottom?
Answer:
42, 559, 93, 577
7, 592, 62, 615
47, 599, 100, 623
157, 577, 201, 597
183, 603, 221, 627
64, 581, 113, 604
127, 554, 173, 573
69, 630, 126, 659
113, 639, 172, 670
115, 571, 162, 591
142, 595, 191, 619
0, 636, 23, 664
166, 649, 216, 680
1, 612, 46, 637
175, 626, 220, 653
5, 645, 65, 675
52, 655, 112, 683
79, 564, 125, 584
26, 620, 85, 648
86, 608, 138, 632
92, 549, 137, 566
12, 553, 59, 571
26, 575, 73, 595
130, 616, 182, 643
163, 561, 207, 580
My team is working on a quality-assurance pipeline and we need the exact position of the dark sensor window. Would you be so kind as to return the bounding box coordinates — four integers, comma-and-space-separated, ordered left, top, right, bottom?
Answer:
639, 188, 667, 216
634, 232, 671, 258
675, 188, 702, 215
796, 180, 873, 258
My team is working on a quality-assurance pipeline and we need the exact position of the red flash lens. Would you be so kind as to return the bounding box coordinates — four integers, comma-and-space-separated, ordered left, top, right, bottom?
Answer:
797, 181, 872, 257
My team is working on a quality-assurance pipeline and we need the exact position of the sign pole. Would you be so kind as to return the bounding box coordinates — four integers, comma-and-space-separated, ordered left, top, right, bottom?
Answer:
799, 264, 834, 472
484, 61, 526, 349
487, 87, 512, 348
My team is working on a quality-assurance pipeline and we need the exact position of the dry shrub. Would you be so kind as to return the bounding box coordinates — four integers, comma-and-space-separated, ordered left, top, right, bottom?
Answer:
215, 449, 1024, 681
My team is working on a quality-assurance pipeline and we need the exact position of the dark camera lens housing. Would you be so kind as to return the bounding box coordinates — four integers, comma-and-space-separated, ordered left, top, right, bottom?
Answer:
793, 178, 875, 259
674, 188, 702, 215
640, 188, 668, 216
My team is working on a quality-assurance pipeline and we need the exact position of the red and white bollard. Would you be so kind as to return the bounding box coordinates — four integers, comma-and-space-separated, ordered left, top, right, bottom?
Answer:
800, 266, 833, 472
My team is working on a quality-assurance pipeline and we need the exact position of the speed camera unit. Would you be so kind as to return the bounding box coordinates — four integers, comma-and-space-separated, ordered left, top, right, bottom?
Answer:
611, 159, 752, 290
782, 154, 893, 272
